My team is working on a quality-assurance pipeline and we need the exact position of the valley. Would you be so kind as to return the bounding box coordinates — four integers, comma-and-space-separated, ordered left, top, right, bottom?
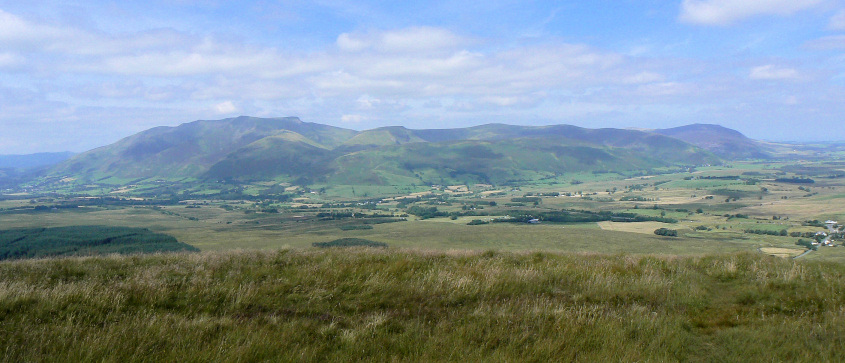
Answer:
3, 149, 844, 261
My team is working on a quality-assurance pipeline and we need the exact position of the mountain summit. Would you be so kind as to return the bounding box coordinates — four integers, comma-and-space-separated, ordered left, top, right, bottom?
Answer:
654, 124, 769, 159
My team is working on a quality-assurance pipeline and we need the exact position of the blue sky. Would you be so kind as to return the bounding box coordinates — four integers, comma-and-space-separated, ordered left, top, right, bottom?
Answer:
1, 0, 844, 153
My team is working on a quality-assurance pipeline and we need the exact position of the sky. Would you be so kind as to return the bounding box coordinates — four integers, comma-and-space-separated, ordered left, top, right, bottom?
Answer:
1, 0, 845, 154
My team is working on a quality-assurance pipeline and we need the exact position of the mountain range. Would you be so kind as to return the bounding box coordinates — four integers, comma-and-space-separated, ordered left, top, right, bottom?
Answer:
25, 117, 767, 187
0, 152, 75, 170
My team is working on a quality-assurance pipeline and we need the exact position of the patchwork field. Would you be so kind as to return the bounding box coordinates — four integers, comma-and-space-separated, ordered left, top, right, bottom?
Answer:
597, 221, 690, 234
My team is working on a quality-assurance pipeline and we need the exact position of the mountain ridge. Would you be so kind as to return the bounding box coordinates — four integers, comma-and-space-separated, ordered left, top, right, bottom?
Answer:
21, 117, 768, 187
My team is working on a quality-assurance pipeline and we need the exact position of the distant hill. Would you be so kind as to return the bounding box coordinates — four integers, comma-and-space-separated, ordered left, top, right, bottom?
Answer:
0, 152, 75, 169
654, 124, 769, 159
35, 117, 736, 187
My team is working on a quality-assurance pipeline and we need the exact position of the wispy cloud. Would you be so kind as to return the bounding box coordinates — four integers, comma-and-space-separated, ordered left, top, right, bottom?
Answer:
829, 9, 845, 30
749, 64, 801, 80
679, 0, 824, 26
804, 35, 845, 50
0, 9, 71, 44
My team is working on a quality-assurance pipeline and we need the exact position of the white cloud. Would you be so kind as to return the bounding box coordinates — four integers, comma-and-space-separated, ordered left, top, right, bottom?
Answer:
337, 27, 469, 53
749, 65, 800, 80
829, 9, 845, 30
213, 101, 239, 114
679, 0, 824, 25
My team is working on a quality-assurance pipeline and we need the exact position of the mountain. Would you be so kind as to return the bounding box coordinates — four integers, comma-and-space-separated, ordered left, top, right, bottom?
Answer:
654, 124, 769, 159
0, 152, 75, 169
38, 117, 732, 187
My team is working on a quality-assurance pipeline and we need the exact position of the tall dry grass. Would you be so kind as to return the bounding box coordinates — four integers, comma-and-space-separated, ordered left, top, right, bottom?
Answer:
0, 249, 844, 361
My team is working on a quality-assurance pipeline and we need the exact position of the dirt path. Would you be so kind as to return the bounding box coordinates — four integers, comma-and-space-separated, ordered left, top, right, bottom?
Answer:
793, 249, 814, 259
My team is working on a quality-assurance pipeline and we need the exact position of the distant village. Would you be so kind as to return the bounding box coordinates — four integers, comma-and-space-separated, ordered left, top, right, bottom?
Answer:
815, 220, 843, 247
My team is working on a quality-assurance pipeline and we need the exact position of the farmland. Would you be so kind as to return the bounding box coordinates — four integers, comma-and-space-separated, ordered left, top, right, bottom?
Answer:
2, 159, 844, 261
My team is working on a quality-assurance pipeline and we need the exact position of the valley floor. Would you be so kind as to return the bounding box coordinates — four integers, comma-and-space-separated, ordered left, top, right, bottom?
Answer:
1, 249, 844, 362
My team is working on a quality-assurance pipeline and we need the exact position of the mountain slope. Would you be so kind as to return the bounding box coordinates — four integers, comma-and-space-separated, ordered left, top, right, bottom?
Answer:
49, 117, 357, 180
205, 131, 335, 181
654, 124, 769, 159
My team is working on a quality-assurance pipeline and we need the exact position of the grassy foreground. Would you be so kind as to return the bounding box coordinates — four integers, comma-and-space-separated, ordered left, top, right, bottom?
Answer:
1, 249, 845, 361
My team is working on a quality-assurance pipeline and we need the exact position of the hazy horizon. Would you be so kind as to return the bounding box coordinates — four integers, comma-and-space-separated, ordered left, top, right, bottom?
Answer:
2, 117, 843, 156
2, 1, 845, 153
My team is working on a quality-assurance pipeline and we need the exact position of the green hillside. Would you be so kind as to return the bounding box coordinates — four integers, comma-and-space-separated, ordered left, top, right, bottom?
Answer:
328, 136, 717, 185
38, 117, 731, 187
205, 131, 335, 181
